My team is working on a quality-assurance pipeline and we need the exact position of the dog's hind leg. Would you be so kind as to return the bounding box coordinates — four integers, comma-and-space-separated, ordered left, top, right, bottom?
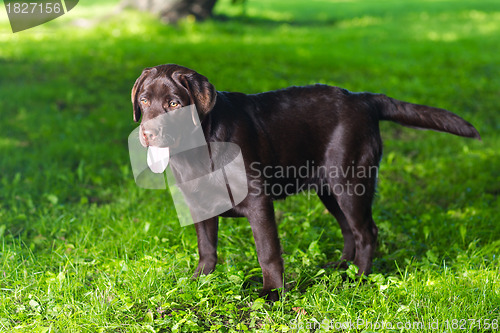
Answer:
317, 192, 355, 269
321, 136, 381, 276
328, 171, 379, 276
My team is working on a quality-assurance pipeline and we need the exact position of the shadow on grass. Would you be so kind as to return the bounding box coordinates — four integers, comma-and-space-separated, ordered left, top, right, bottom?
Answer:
213, 13, 338, 28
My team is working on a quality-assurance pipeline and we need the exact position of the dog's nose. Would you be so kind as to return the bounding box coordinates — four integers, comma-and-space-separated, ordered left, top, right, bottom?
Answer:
143, 129, 158, 143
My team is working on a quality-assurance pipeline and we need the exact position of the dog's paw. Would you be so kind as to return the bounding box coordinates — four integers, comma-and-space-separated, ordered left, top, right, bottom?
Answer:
192, 261, 216, 279
259, 288, 281, 302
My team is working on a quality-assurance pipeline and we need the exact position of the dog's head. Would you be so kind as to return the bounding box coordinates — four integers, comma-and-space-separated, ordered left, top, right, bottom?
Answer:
131, 64, 217, 147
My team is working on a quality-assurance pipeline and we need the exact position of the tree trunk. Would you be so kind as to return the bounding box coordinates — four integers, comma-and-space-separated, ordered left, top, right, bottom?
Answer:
161, 0, 217, 23
121, 0, 218, 23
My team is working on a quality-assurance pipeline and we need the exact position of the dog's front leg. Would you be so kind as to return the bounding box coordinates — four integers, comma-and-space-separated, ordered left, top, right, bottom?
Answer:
193, 216, 219, 277
244, 197, 284, 301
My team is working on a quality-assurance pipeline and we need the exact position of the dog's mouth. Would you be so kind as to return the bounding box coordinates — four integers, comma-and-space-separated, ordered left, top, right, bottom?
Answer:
147, 146, 170, 173
142, 128, 177, 173
145, 135, 184, 173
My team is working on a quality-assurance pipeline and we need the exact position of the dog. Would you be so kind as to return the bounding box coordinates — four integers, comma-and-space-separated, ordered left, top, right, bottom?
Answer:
131, 64, 480, 301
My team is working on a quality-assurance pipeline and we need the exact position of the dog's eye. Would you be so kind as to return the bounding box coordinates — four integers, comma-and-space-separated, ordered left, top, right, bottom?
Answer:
140, 98, 149, 105
169, 101, 179, 108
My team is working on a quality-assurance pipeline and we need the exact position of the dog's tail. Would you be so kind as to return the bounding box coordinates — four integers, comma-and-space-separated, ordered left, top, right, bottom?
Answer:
375, 94, 481, 140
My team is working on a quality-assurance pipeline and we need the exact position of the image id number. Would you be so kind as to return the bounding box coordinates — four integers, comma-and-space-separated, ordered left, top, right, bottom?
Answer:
5, 2, 62, 14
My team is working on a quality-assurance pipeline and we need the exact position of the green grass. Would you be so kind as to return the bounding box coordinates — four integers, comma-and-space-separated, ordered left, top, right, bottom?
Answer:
0, 0, 499, 331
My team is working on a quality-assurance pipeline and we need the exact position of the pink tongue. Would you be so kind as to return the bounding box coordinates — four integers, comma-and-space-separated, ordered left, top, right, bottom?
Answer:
147, 146, 170, 173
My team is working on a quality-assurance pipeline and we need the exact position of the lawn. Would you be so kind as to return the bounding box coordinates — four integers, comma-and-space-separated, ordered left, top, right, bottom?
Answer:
0, 0, 499, 331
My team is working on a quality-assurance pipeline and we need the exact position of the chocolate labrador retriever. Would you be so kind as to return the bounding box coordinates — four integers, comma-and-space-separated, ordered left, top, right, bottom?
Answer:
131, 64, 480, 301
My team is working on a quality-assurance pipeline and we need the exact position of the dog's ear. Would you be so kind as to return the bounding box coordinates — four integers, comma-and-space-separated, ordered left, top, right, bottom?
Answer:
131, 67, 153, 122
173, 71, 217, 117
